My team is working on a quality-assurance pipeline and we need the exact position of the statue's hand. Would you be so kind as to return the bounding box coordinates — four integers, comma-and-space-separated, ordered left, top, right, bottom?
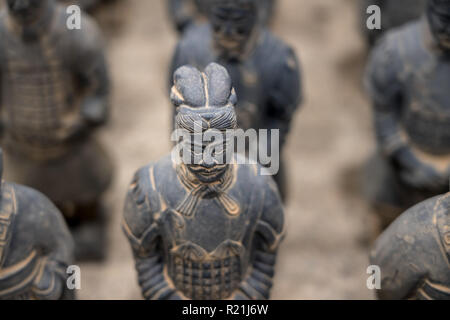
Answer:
394, 147, 447, 191
81, 96, 108, 127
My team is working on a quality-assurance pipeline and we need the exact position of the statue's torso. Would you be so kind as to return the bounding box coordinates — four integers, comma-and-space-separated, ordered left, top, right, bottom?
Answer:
0, 183, 41, 300
146, 159, 264, 299
396, 22, 450, 155
414, 195, 450, 299
0, 10, 79, 158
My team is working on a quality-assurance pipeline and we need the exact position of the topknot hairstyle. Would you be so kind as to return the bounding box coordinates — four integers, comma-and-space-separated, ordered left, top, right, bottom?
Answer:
171, 63, 238, 132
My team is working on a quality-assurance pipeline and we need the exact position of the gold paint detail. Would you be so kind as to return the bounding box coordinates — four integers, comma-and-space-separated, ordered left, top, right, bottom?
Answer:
175, 164, 240, 217
202, 72, 209, 108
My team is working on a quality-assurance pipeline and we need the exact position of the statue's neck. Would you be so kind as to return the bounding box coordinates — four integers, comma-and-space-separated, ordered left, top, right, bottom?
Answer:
176, 163, 234, 191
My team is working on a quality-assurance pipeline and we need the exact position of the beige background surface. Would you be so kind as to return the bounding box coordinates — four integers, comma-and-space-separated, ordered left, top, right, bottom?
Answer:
75, 0, 376, 300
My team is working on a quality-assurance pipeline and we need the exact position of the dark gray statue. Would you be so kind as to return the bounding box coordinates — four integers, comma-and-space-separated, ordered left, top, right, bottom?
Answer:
370, 189, 450, 300
123, 63, 285, 300
170, 0, 302, 200
0, 0, 112, 260
360, 0, 426, 47
0, 148, 74, 300
168, 0, 276, 35
364, 0, 450, 227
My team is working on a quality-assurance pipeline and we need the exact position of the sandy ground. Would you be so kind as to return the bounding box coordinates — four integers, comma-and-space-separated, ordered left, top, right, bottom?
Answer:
75, 0, 376, 300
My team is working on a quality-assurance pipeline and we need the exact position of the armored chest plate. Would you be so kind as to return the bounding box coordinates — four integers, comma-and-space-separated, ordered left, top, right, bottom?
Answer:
402, 57, 450, 154
170, 240, 244, 300
0, 184, 17, 268
1, 34, 73, 147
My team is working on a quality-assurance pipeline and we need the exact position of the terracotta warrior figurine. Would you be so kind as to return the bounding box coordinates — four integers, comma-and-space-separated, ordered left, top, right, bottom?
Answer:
360, 0, 426, 47
123, 63, 285, 300
364, 0, 450, 227
0, 0, 112, 260
370, 187, 450, 300
0, 149, 74, 300
168, 0, 276, 35
170, 0, 301, 200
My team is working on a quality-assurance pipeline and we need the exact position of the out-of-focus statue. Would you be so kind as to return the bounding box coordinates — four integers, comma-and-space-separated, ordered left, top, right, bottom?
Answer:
370, 189, 450, 300
360, 0, 426, 47
170, 0, 302, 201
168, 0, 276, 35
0, 149, 74, 300
123, 63, 285, 300
59, 0, 115, 13
0, 0, 113, 260
364, 0, 450, 228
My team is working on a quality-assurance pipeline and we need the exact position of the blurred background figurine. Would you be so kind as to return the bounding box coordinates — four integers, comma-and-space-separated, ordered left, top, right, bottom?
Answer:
0, 0, 113, 260
170, 0, 301, 201
59, 0, 116, 13
363, 0, 450, 228
370, 187, 450, 300
167, 0, 277, 35
0, 149, 75, 300
360, 0, 426, 47
123, 63, 285, 300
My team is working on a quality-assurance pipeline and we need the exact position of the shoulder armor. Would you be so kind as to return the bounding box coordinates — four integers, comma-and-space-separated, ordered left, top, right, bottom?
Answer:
434, 193, 450, 265
123, 165, 162, 253
0, 183, 17, 268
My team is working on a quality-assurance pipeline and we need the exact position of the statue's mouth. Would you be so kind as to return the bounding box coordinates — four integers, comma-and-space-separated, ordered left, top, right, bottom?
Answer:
187, 164, 228, 182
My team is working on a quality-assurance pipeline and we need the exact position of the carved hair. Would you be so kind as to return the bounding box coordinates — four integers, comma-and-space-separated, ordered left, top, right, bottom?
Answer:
171, 63, 238, 132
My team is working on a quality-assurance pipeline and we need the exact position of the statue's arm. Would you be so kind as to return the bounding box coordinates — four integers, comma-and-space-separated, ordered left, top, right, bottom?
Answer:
73, 15, 110, 128
32, 192, 75, 300
369, 203, 431, 299
235, 179, 285, 300
365, 37, 405, 159
0, 38, 3, 137
122, 169, 182, 300
365, 36, 445, 189
266, 47, 302, 150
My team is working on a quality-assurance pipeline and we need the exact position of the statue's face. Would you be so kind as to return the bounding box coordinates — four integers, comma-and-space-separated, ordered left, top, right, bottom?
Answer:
184, 129, 230, 183
428, 2, 450, 50
209, 1, 258, 59
6, 0, 49, 24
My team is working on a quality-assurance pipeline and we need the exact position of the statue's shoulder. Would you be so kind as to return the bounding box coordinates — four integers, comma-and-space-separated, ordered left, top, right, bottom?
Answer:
257, 29, 297, 65
123, 156, 175, 238
372, 194, 445, 264
433, 193, 450, 263
389, 194, 441, 237
235, 161, 281, 204
375, 20, 423, 66
9, 182, 60, 222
